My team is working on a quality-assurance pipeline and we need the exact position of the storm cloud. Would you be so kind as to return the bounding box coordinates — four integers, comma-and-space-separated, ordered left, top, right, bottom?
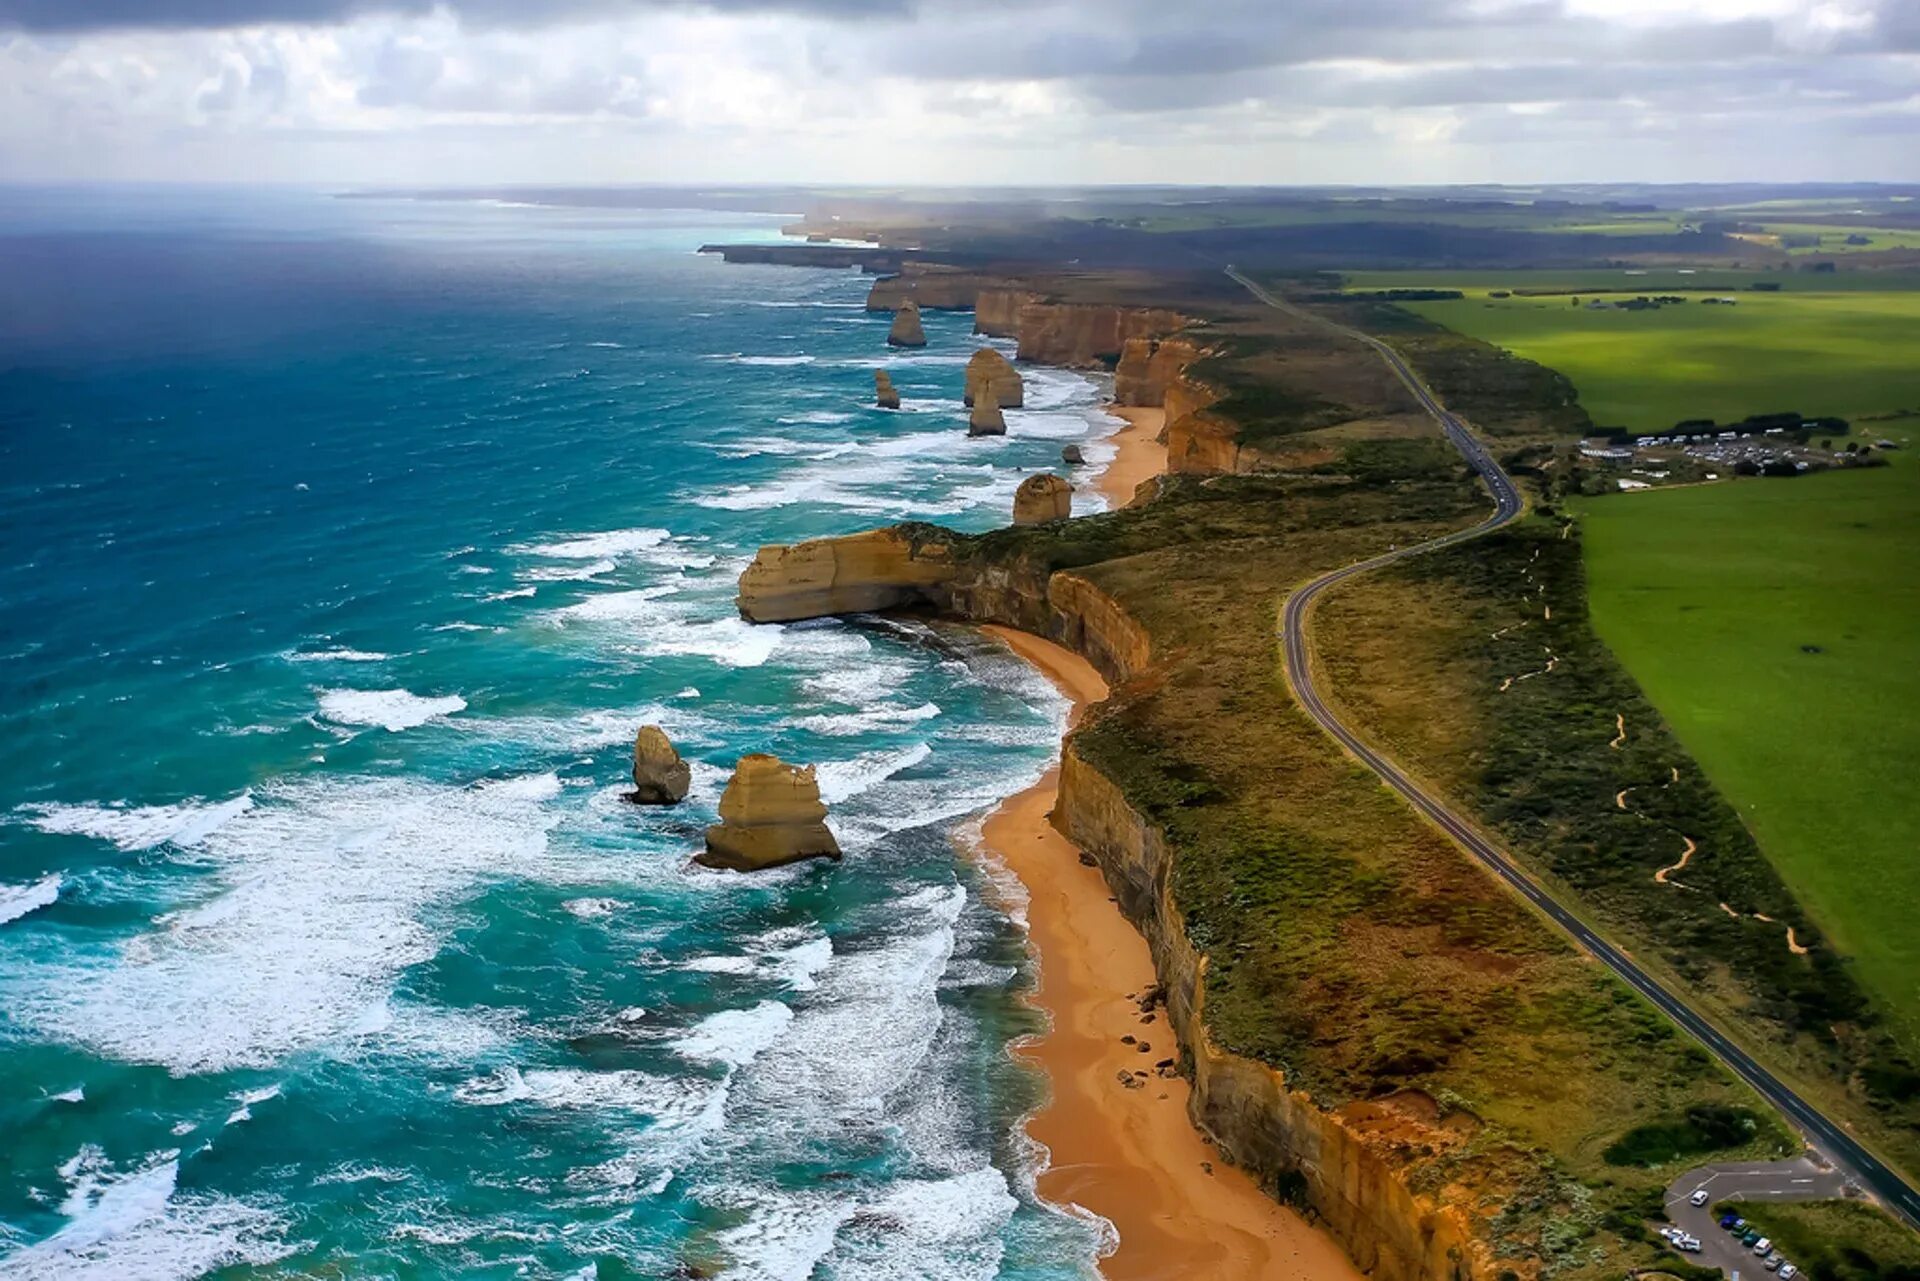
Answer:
0, 0, 1914, 184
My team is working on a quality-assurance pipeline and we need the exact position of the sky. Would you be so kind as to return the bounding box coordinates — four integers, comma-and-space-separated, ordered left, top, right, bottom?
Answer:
0, 0, 1916, 185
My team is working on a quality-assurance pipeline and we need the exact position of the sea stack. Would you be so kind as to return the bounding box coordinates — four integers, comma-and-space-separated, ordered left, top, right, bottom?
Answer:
698, 754, 842, 872
1061, 443, 1085, 465
630, 725, 691, 805
969, 385, 1007, 437
963, 348, 1024, 409
1013, 473, 1072, 525
887, 301, 927, 349
874, 370, 901, 410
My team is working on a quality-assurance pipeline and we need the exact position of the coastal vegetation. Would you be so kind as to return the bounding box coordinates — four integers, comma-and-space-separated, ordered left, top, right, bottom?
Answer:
1573, 461, 1920, 1054
800, 448, 1801, 1273
1338, 273, 1920, 432
1311, 510, 1920, 1175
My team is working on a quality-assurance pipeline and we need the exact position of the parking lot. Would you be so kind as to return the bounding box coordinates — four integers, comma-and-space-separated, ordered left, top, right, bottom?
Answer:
1661, 1156, 1856, 1277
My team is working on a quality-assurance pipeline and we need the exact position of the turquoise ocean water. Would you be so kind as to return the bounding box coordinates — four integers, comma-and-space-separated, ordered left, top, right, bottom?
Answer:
0, 188, 1119, 1278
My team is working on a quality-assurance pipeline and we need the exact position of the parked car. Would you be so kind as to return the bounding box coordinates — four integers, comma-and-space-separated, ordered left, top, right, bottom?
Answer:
1690, 1188, 1711, 1206
1764, 1255, 1783, 1272
1753, 1236, 1773, 1255
1677, 1235, 1702, 1252
1779, 1264, 1798, 1279
1719, 1213, 1741, 1229
1742, 1229, 1762, 1246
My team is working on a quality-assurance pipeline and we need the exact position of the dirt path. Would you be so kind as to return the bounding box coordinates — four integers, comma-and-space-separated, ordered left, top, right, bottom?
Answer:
1654, 835, 1697, 885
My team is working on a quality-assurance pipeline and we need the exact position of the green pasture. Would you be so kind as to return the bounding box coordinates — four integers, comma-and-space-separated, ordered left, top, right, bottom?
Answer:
1350, 276, 1920, 431
1574, 459, 1920, 1049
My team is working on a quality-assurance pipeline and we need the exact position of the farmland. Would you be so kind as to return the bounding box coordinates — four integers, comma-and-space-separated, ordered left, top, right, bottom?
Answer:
1573, 459, 1920, 1051
1346, 272, 1920, 432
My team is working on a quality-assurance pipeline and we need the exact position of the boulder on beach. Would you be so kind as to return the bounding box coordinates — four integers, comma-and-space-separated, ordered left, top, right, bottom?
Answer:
874, 370, 901, 410
1013, 473, 1072, 525
698, 754, 842, 872
968, 385, 1007, 437
963, 348, 1024, 410
887, 302, 927, 349
1061, 443, 1085, 466
630, 725, 692, 805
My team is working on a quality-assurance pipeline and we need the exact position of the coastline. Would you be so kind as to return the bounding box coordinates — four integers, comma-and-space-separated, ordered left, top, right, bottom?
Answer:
976, 624, 1361, 1281
1093, 406, 1168, 510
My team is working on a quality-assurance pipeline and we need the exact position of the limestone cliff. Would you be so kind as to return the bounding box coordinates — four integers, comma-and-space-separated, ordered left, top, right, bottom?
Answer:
963, 348, 1025, 409
1055, 743, 1497, 1281
874, 370, 901, 410
1114, 336, 1209, 407
1014, 302, 1188, 368
866, 267, 996, 313
735, 527, 958, 624
730, 524, 1513, 1278
887, 302, 927, 348
1012, 474, 1072, 526
699, 754, 840, 871
973, 288, 1042, 339
968, 386, 1007, 437
630, 725, 691, 805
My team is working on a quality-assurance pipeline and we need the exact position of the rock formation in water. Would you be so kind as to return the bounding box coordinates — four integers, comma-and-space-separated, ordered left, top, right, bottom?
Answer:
887, 302, 927, 348
630, 725, 692, 805
1061, 444, 1085, 465
698, 754, 841, 871
874, 370, 901, 410
1013, 474, 1073, 525
962, 348, 1024, 409
735, 527, 959, 623
969, 385, 1007, 437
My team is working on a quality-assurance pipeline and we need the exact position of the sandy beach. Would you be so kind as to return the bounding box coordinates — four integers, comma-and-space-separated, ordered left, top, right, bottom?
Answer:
977, 624, 1360, 1281
1095, 407, 1168, 510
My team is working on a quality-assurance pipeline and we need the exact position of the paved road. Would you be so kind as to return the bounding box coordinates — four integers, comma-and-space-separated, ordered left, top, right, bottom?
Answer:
1226, 267, 1920, 1233
1665, 1158, 1853, 1277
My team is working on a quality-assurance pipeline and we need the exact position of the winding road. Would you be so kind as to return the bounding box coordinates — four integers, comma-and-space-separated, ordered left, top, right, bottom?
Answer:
1226, 267, 1920, 1232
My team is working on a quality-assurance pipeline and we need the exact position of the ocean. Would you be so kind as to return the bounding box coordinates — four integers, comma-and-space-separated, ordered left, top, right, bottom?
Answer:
0, 187, 1117, 1278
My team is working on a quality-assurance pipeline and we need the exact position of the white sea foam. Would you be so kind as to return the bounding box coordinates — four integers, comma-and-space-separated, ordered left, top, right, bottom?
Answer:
282, 648, 390, 664
820, 1167, 1018, 1281
4, 773, 564, 1074
814, 742, 933, 805
561, 897, 623, 920
51, 1085, 84, 1104
714, 354, 815, 367
520, 558, 616, 582
710, 1187, 852, 1281
483, 586, 538, 602
673, 1001, 793, 1069
791, 702, 941, 737
1, 1149, 290, 1281
519, 527, 671, 560
315, 689, 466, 732
680, 930, 832, 993
737, 885, 964, 1117
18, 795, 253, 853
0, 874, 62, 925
548, 584, 684, 624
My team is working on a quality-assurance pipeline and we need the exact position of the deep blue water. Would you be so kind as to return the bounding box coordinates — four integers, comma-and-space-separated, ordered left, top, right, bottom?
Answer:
0, 187, 1118, 1279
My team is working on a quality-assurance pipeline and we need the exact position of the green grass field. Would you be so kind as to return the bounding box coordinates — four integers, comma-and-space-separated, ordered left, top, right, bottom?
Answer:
1574, 460, 1920, 1050
1351, 277, 1920, 431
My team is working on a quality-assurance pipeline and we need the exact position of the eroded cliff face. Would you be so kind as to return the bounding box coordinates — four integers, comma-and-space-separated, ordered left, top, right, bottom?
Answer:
1113, 336, 1208, 408
973, 287, 1041, 338
1055, 743, 1504, 1281
1014, 302, 1189, 368
734, 528, 957, 623
866, 267, 998, 313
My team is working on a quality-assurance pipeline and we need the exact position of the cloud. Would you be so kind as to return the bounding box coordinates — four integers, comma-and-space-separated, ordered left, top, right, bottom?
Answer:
0, 0, 909, 33
0, 0, 1913, 183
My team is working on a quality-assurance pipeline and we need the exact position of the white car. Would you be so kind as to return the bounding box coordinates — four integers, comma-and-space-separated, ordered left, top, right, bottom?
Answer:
1753, 1236, 1773, 1255
1689, 1188, 1710, 1206
1779, 1264, 1798, 1279
1676, 1235, 1702, 1253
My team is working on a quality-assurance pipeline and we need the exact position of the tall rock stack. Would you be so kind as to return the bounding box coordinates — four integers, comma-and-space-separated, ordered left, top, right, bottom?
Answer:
630, 725, 692, 805
1012, 473, 1073, 525
698, 754, 842, 872
968, 385, 1007, 437
963, 348, 1024, 409
874, 370, 901, 409
886, 301, 927, 349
